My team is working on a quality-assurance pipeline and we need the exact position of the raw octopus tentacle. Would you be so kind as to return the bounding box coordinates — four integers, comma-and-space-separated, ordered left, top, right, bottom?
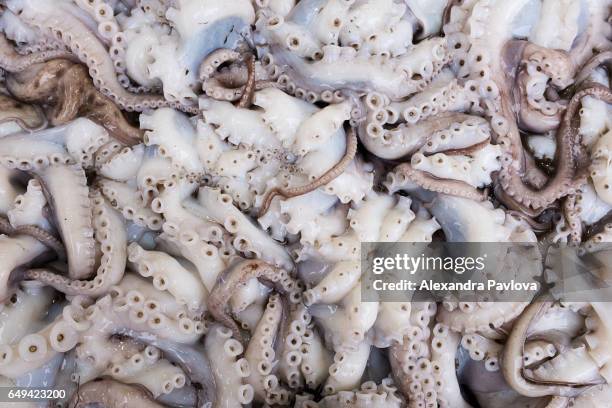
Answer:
576, 51, 612, 85
24, 191, 126, 296
0, 191, 65, 257
259, 126, 358, 216
442, 0, 463, 26
122, 331, 217, 408
389, 302, 441, 407
0, 0, 608, 406
562, 193, 583, 243
204, 323, 254, 406
0, 203, 66, 260
207, 259, 299, 343
245, 293, 286, 403
522, 153, 549, 190
34, 163, 96, 280
0, 114, 47, 133
1, 0, 199, 114
498, 84, 612, 214
512, 41, 576, 134
0, 93, 47, 132
501, 300, 589, 398
506, 211, 551, 233
388, 163, 488, 201
437, 136, 492, 156
6, 59, 144, 146
200, 48, 276, 104
0, 215, 13, 234
237, 53, 256, 109
12, 225, 65, 260
0, 33, 73, 73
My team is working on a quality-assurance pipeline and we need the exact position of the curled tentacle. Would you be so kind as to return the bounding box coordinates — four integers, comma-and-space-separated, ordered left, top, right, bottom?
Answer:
506, 211, 551, 234
207, 259, 299, 342
260, 127, 358, 216
23, 193, 127, 296
201, 49, 276, 104
502, 300, 590, 398
498, 84, 612, 214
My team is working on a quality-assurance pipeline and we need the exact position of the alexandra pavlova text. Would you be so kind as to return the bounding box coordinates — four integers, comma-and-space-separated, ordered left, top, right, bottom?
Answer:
371, 279, 539, 292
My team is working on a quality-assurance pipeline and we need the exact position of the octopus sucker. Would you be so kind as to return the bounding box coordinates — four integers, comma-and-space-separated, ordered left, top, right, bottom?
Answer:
0, 1, 608, 406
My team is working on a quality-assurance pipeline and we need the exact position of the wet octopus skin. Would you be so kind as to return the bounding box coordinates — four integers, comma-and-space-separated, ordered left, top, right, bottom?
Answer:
236, 53, 257, 109
120, 330, 217, 408
207, 258, 300, 343
0, 215, 65, 259
259, 126, 359, 216
497, 83, 612, 215
0, 92, 46, 133
68, 378, 166, 408
492, 43, 612, 215
1, 0, 203, 114
509, 41, 576, 134
0, 1, 609, 407
0, 32, 74, 73
6, 59, 143, 146
199, 48, 281, 104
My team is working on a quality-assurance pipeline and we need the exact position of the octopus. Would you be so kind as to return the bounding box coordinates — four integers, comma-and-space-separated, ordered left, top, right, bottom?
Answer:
0, 1, 607, 408
6, 59, 144, 146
